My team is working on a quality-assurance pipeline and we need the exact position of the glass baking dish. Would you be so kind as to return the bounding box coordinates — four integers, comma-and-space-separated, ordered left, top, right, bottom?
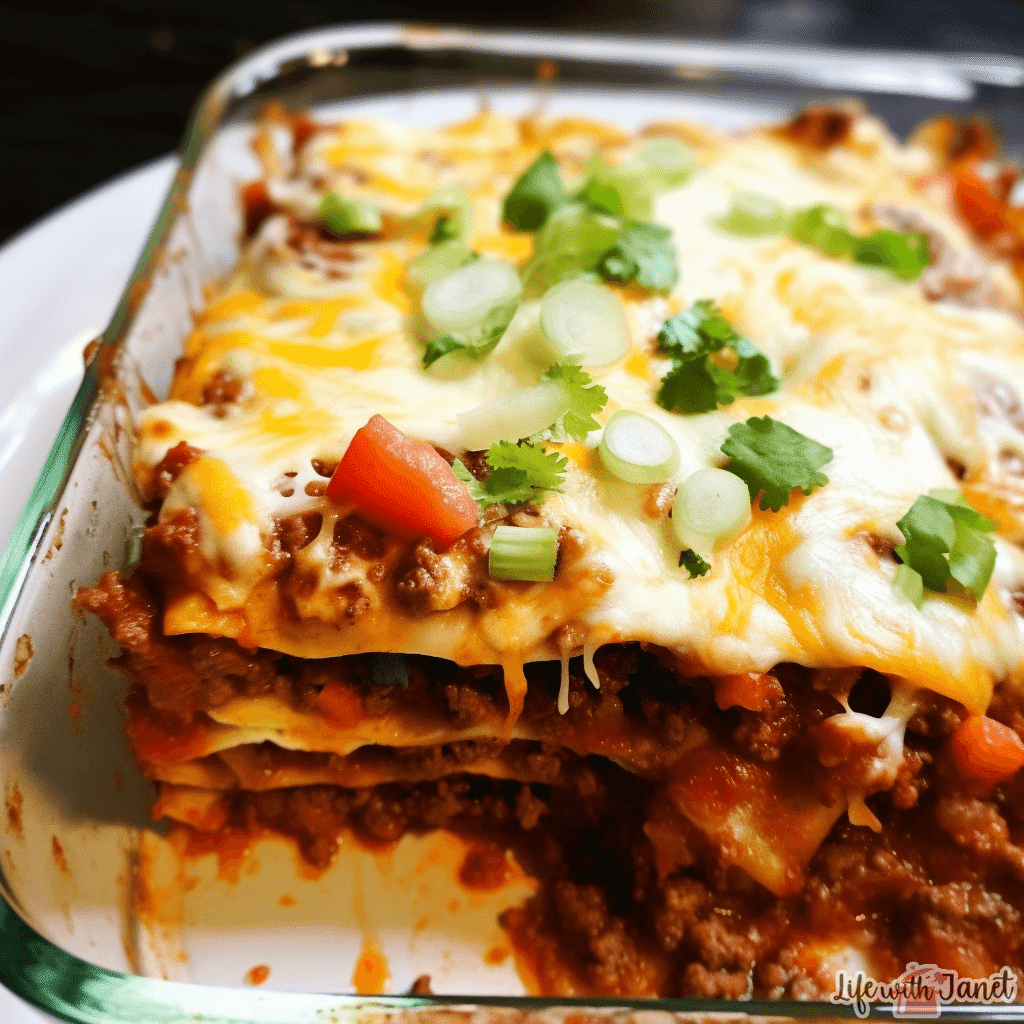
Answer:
1, 22, 1022, 1023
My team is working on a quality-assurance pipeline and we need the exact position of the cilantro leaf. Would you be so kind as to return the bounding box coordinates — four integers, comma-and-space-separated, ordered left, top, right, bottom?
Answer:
895, 494, 997, 601
502, 152, 568, 231
454, 442, 567, 508
721, 416, 833, 512
658, 360, 720, 415
679, 549, 711, 578
656, 301, 779, 414
422, 335, 470, 368
540, 363, 608, 441
598, 222, 679, 291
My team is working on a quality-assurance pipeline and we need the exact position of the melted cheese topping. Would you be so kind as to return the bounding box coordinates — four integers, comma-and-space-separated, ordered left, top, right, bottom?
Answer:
136, 110, 1024, 715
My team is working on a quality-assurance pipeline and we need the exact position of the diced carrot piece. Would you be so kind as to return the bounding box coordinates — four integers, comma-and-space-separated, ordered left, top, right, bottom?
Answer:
314, 681, 363, 728
326, 414, 478, 550
951, 715, 1024, 783
714, 672, 783, 712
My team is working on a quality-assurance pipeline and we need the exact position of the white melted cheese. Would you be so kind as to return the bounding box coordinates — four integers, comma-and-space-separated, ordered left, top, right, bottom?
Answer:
136, 111, 1024, 715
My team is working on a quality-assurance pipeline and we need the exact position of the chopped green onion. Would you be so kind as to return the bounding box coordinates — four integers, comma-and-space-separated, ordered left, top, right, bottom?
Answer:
406, 240, 476, 297
789, 203, 854, 259
586, 139, 697, 223
369, 653, 409, 688
318, 192, 381, 235
125, 524, 146, 571
599, 410, 681, 484
948, 521, 997, 601
489, 525, 558, 582
671, 467, 752, 556
717, 191, 788, 237
853, 229, 930, 281
576, 177, 624, 218
893, 564, 925, 609
430, 215, 460, 244
586, 159, 655, 224
457, 380, 571, 452
540, 278, 630, 367
632, 138, 698, 191
502, 152, 568, 231
422, 259, 522, 335
417, 184, 474, 245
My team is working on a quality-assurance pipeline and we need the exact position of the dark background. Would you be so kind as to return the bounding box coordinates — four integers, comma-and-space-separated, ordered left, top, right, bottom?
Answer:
3, 0, 1023, 245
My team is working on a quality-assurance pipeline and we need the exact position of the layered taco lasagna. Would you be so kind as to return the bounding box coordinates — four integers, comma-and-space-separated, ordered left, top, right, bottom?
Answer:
79, 102, 1024, 997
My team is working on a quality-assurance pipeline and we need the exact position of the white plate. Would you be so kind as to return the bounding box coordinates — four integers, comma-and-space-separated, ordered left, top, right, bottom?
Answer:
0, 156, 178, 556
0, 156, 176, 1023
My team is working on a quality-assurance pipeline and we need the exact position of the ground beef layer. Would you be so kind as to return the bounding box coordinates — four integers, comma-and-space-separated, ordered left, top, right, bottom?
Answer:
77, 568, 1024, 1000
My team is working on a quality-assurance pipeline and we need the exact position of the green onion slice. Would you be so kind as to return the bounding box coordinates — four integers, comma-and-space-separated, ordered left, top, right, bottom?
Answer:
489, 525, 558, 582
789, 203, 855, 259
632, 138, 698, 191
718, 191, 788, 237
406, 240, 476, 298
893, 563, 925, 609
457, 380, 571, 451
417, 183, 475, 244
422, 259, 522, 335
599, 410, 681, 484
318, 193, 382, 235
672, 467, 752, 556
853, 229, 930, 281
540, 278, 630, 367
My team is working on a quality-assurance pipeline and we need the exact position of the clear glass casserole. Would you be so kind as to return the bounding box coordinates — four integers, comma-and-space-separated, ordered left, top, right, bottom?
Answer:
1, 23, 1023, 1023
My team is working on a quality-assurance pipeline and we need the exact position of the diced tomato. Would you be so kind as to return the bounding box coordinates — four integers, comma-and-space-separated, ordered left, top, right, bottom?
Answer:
950, 715, 1024, 783
714, 671, 783, 712
952, 161, 1007, 239
326, 414, 478, 550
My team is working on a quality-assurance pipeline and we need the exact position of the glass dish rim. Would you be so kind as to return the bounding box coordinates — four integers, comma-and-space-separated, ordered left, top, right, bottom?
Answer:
1, 21, 1023, 1022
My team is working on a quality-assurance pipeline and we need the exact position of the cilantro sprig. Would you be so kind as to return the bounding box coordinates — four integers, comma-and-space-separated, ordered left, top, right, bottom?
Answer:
894, 492, 997, 606
656, 301, 779, 414
452, 363, 605, 506
720, 416, 833, 512
679, 550, 711, 579
598, 222, 678, 291
535, 363, 608, 442
454, 443, 567, 508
